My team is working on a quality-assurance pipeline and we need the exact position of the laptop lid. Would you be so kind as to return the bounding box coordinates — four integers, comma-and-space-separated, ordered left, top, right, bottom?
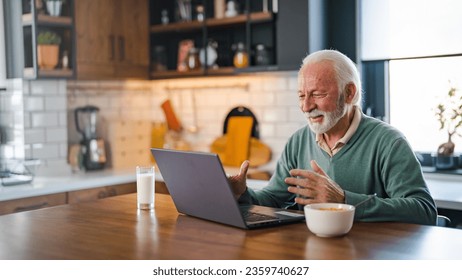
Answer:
151, 148, 304, 229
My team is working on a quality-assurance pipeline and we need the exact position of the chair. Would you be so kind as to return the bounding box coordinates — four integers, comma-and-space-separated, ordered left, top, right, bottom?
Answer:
437, 215, 451, 227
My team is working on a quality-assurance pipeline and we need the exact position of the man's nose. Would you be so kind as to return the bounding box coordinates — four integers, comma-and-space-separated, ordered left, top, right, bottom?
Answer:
301, 97, 315, 112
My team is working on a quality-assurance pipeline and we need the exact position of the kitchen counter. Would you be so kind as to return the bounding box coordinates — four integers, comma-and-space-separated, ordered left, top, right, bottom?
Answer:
0, 166, 269, 203
1, 167, 461, 212
0, 168, 136, 202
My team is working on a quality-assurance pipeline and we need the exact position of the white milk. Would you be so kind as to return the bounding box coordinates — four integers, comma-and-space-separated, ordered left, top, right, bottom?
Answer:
137, 173, 155, 206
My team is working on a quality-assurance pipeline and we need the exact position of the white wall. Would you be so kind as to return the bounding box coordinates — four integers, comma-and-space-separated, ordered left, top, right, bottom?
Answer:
66, 73, 306, 172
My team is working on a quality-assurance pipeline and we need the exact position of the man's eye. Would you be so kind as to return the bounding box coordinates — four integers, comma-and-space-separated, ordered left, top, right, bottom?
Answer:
312, 93, 327, 99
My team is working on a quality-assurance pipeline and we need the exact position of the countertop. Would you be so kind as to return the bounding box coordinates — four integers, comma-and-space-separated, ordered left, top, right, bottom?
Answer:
1, 167, 461, 211
0, 166, 268, 202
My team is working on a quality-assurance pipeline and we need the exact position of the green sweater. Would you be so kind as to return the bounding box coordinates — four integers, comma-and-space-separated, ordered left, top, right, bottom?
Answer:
241, 113, 437, 225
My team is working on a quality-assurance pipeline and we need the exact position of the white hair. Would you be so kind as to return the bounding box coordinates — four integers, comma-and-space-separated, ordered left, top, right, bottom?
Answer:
299, 50, 362, 107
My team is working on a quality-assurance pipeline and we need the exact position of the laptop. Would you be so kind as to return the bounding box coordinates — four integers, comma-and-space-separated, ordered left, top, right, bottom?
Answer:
151, 148, 305, 229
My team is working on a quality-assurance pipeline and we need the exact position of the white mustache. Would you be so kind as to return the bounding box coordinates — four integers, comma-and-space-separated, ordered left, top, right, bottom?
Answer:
305, 110, 326, 118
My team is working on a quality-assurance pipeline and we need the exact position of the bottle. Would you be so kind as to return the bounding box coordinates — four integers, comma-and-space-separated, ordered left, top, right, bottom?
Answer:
62, 50, 69, 69
255, 44, 271, 66
161, 9, 169, 25
233, 42, 248, 68
214, 0, 225, 19
186, 48, 201, 70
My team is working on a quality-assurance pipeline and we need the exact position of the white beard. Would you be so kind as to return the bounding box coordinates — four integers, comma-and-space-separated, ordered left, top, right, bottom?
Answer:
305, 94, 347, 134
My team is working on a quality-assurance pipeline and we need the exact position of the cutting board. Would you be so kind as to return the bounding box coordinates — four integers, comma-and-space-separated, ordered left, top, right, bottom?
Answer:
210, 115, 271, 167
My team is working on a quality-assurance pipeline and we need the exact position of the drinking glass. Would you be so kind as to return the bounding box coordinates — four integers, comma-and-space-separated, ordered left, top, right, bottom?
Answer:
136, 166, 155, 210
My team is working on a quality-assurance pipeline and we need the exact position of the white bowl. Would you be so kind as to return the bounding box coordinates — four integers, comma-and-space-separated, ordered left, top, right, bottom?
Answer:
304, 203, 355, 237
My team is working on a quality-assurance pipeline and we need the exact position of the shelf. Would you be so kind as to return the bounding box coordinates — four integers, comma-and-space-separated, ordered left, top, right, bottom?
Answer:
22, 13, 73, 26
24, 67, 74, 79
150, 12, 273, 34
149, 65, 284, 80
150, 20, 203, 33
150, 69, 205, 79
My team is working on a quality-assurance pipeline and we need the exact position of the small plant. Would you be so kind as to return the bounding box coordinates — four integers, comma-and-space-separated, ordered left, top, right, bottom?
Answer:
435, 83, 462, 155
37, 31, 61, 45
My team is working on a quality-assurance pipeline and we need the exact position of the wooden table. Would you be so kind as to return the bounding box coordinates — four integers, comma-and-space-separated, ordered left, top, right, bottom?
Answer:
0, 193, 461, 260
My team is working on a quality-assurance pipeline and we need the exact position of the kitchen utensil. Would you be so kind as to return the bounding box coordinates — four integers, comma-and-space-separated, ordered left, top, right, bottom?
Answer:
187, 93, 199, 133
210, 133, 271, 167
211, 107, 271, 167
74, 105, 106, 170
354, 193, 377, 208
161, 100, 182, 132
223, 106, 259, 138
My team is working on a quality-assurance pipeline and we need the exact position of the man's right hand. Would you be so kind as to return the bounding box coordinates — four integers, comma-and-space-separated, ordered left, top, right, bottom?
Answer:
228, 160, 250, 199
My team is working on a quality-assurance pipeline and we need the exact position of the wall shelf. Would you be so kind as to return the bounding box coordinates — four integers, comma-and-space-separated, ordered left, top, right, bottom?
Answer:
4, 0, 76, 80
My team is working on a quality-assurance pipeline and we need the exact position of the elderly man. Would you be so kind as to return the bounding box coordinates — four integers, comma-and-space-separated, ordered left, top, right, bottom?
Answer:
230, 49, 437, 225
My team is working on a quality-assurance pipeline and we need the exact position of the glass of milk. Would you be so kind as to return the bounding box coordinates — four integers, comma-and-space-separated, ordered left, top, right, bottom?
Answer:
136, 166, 155, 210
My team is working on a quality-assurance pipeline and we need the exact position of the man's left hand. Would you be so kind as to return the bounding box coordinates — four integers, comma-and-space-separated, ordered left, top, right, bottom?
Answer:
285, 160, 345, 205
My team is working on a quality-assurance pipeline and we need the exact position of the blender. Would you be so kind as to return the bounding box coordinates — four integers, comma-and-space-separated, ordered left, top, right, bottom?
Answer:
74, 105, 106, 170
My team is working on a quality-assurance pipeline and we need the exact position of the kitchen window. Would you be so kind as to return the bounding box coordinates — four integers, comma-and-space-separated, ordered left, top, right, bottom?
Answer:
389, 56, 462, 153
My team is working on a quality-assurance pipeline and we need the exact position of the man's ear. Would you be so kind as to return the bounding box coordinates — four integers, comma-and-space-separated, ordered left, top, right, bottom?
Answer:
345, 83, 356, 103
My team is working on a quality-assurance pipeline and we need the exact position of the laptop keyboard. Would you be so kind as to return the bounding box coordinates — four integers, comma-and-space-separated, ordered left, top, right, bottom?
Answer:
244, 212, 279, 222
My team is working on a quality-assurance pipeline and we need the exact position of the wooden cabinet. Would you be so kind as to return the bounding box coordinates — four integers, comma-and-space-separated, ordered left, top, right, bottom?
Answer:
0, 193, 67, 215
0, 183, 137, 215
67, 183, 136, 204
75, 0, 149, 79
149, 0, 277, 79
4, 0, 75, 79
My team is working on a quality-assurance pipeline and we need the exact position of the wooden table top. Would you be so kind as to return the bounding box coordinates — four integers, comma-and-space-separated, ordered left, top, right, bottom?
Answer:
0, 193, 461, 260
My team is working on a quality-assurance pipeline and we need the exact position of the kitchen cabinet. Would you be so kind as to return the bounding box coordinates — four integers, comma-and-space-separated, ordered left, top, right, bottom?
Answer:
0, 192, 67, 215
0, 183, 137, 215
68, 183, 136, 204
4, 0, 75, 79
74, 0, 149, 79
149, 0, 278, 79
149, 0, 358, 79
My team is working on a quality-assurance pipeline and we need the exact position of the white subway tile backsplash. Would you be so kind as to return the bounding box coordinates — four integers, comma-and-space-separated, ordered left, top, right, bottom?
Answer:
259, 123, 275, 138
31, 112, 59, 127
275, 91, 299, 107
24, 96, 44, 111
31, 143, 60, 159
46, 127, 67, 142
29, 80, 60, 95
289, 109, 306, 123
249, 91, 276, 107
24, 129, 46, 144
45, 96, 66, 111
261, 107, 288, 123
275, 123, 305, 138
58, 112, 67, 126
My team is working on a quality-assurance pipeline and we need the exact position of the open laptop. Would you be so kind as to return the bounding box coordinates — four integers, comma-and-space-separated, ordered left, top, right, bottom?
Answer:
151, 148, 305, 229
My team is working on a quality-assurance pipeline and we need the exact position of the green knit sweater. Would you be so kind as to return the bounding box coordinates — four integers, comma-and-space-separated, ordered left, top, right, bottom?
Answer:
241, 113, 437, 225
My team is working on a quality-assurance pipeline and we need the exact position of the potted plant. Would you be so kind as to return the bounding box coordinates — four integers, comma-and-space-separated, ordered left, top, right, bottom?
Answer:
434, 84, 462, 169
37, 30, 61, 70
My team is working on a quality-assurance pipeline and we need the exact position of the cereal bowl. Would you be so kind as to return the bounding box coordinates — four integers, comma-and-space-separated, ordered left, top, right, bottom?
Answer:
304, 203, 355, 237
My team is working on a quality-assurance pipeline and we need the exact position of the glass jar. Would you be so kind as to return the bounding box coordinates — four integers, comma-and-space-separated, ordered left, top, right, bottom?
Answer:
233, 42, 249, 68
255, 44, 271, 66
152, 46, 167, 71
186, 48, 201, 70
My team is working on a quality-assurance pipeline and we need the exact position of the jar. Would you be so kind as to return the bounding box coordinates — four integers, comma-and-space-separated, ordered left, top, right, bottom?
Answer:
152, 46, 167, 71
161, 9, 169, 25
255, 44, 271, 66
233, 42, 249, 68
186, 48, 201, 70
196, 5, 205, 22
